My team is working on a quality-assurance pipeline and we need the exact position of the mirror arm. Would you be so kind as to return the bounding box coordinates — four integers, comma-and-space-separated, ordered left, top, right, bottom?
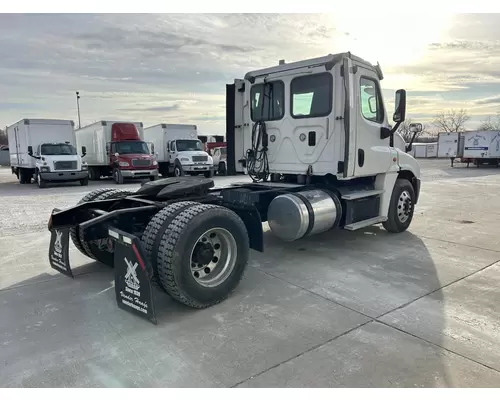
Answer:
390, 121, 402, 135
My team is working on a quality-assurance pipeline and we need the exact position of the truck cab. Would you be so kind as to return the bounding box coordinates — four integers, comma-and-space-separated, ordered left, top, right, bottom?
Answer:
29, 142, 88, 188
104, 123, 159, 184
211, 146, 227, 175
166, 138, 214, 178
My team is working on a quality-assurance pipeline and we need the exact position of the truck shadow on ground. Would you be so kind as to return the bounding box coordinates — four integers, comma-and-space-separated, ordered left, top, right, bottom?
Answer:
1, 226, 451, 387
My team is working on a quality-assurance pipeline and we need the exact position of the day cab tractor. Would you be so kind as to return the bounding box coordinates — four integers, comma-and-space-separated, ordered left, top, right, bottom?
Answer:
48, 52, 421, 317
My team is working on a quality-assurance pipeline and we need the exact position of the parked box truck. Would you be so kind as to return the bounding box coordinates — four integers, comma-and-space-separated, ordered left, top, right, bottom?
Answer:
437, 132, 460, 158
75, 121, 159, 184
7, 118, 88, 188
144, 124, 213, 178
462, 130, 500, 166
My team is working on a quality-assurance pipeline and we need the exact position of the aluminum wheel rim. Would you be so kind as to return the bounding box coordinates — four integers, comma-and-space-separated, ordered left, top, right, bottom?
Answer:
189, 227, 237, 288
174, 167, 181, 176
397, 190, 412, 223
37, 173, 40, 184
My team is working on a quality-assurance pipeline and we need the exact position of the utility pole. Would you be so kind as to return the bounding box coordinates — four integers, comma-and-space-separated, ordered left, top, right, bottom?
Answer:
76, 91, 81, 129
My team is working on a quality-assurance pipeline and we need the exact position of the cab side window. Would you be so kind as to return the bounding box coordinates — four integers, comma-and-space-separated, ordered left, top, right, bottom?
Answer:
360, 77, 384, 123
291, 72, 333, 119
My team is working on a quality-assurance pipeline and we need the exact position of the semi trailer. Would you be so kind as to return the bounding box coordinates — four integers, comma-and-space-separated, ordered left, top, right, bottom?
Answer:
7, 118, 89, 188
75, 121, 159, 184
460, 130, 500, 167
48, 52, 422, 322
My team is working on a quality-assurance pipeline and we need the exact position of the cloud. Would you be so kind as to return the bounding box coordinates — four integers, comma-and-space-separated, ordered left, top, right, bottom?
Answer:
1, 13, 500, 134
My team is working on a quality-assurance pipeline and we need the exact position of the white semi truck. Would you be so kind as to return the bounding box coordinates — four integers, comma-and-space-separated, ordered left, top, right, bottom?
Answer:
144, 123, 214, 178
49, 52, 422, 317
7, 118, 89, 188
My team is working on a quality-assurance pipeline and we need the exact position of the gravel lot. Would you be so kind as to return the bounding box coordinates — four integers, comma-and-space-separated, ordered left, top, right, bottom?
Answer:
1, 159, 500, 387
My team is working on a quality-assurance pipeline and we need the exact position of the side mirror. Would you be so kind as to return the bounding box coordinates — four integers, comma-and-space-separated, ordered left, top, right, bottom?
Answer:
393, 89, 407, 123
81, 146, 87, 157
151, 144, 155, 155
409, 123, 423, 133
405, 123, 423, 153
28, 146, 33, 156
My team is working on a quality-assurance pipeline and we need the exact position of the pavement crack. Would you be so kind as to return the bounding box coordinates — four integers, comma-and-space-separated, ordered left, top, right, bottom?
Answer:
375, 258, 500, 320
231, 320, 372, 388
376, 319, 500, 375
250, 265, 373, 320
417, 234, 500, 254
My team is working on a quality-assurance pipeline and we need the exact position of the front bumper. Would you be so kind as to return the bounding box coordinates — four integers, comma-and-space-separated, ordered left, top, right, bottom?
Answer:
182, 164, 213, 172
120, 169, 159, 178
40, 170, 89, 181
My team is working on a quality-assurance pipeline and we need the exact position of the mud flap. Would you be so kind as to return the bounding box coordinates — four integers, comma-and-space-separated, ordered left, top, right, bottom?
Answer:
48, 226, 74, 278
109, 228, 158, 325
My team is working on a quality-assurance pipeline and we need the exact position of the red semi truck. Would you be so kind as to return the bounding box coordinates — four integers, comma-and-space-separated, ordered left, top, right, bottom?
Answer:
75, 121, 159, 184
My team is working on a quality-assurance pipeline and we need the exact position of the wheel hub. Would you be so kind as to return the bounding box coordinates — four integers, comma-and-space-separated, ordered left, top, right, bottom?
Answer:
397, 190, 413, 223
192, 242, 215, 265
189, 227, 237, 287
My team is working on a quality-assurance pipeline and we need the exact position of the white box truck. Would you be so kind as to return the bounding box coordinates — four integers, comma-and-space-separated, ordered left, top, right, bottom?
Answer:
75, 121, 159, 184
144, 123, 214, 178
437, 132, 460, 158
7, 118, 89, 188
462, 130, 500, 167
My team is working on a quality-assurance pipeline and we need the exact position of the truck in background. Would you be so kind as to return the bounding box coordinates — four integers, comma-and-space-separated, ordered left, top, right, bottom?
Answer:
438, 132, 460, 159
211, 146, 227, 175
144, 124, 214, 178
198, 134, 225, 154
460, 130, 500, 167
7, 118, 88, 188
75, 121, 159, 184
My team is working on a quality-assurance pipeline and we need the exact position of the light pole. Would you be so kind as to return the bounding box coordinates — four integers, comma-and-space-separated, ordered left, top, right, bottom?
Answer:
76, 91, 81, 129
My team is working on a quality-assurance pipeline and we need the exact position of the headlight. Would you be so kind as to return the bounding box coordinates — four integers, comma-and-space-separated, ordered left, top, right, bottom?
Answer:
81, 165, 88, 170
180, 157, 190, 164
207, 156, 214, 165
118, 161, 130, 167
153, 160, 158, 166
40, 166, 50, 172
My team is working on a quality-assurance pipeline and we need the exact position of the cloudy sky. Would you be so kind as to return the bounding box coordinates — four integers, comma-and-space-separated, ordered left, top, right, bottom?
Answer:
1, 13, 500, 134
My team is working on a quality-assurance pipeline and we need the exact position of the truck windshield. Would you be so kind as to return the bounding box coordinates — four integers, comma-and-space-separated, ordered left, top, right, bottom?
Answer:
41, 144, 77, 155
115, 141, 149, 155
176, 140, 203, 152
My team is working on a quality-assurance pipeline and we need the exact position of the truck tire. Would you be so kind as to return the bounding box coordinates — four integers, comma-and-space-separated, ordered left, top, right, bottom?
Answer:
80, 177, 89, 186
113, 168, 124, 184
88, 167, 99, 181
156, 204, 249, 308
204, 169, 214, 178
218, 162, 227, 176
141, 201, 199, 286
173, 163, 184, 177
36, 171, 47, 188
19, 169, 30, 184
382, 178, 416, 234
70, 188, 134, 265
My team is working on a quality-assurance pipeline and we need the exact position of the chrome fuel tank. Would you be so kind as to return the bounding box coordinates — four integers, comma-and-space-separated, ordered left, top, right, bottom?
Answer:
267, 189, 341, 241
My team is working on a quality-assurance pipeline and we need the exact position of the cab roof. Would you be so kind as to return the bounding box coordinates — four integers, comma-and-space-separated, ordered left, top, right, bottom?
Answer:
244, 52, 383, 82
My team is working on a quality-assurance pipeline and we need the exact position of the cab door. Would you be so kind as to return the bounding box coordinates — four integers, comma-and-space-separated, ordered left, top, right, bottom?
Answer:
353, 66, 394, 177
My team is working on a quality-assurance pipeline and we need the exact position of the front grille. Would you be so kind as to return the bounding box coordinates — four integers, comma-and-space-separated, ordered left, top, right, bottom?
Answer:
54, 161, 77, 170
132, 158, 152, 167
192, 155, 208, 162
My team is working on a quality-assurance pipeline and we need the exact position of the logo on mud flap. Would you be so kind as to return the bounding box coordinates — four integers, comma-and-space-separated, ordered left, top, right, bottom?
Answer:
54, 230, 63, 254
124, 257, 140, 291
